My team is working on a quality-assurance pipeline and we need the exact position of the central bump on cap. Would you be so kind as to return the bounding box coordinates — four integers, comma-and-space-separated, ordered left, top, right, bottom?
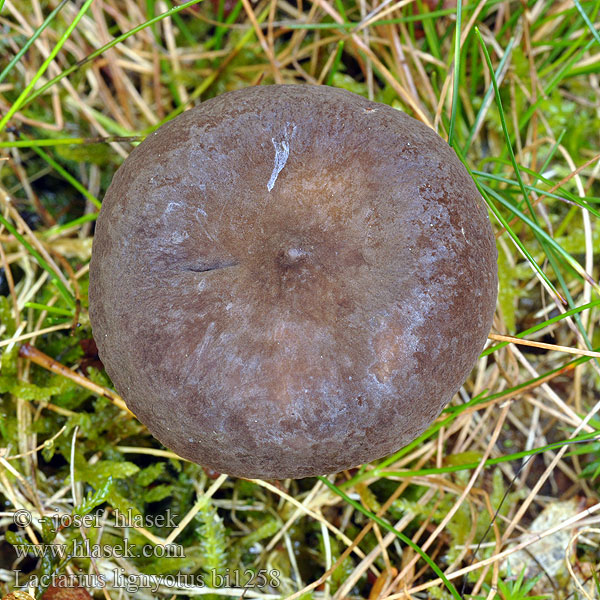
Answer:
278, 247, 308, 267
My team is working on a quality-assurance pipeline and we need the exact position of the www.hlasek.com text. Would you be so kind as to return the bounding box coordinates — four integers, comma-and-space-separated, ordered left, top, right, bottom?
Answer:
12, 538, 183, 559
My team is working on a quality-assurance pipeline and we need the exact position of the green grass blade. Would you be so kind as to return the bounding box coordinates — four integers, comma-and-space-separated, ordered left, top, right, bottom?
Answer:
0, 137, 142, 149
419, 0, 442, 61
527, 130, 565, 188
164, 0, 196, 45
463, 35, 515, 154
147, 5, 271, 130
474, 27, 537, 223
448, 0, 463, 148
519, 36, 595, 132
319, 476, 462, 600
481, 300, 600, 357
205, 0, 243, 51
41, 214, 99, 239
19, 0, 205, 113
546, 246, 598, 357
483, 189, 561, 300
481, 182, 599, 294
452, 142, 562, 301
573, 0, 600, 46
0, 0, 69, 86
146, 0, 161, 43
473, 170, 600, 220
335, 0, 349, 23
0, 0, 96, 134
0, 138, 94, 148
327, 40, 346, 85
0, 214, 75, 307
24, 302, 74, 317
378, 434, 600, 479
21, 135, 102, 210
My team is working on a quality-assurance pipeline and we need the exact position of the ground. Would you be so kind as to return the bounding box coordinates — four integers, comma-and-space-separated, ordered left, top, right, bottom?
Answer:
1, 1, 600, 599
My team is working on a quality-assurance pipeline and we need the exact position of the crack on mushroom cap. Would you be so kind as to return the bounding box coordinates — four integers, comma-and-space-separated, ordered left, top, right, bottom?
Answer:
187, 260, 239, 273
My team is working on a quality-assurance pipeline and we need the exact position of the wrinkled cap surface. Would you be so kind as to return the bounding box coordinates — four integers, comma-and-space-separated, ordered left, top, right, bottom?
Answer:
89, 84, 498, 479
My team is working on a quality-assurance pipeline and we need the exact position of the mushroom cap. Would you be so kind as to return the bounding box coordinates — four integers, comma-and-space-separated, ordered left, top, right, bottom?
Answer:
89, 84, 498, 479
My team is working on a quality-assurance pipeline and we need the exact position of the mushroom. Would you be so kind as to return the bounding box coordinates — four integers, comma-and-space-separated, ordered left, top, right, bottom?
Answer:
41, 585, 93, 600
89, 84, 497, 479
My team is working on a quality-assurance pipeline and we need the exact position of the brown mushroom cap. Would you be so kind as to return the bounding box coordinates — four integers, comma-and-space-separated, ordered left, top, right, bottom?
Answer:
89, 84, 497, 479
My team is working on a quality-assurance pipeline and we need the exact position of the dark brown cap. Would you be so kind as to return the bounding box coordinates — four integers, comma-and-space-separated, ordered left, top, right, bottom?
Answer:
89, 85, 497, 479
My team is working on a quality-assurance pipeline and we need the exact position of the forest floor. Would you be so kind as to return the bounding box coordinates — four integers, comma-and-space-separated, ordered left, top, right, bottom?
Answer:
1, 0, 600, 599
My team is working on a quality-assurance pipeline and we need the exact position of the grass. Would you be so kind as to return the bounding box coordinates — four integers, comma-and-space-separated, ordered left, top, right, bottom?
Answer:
1, 0, 600, 599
